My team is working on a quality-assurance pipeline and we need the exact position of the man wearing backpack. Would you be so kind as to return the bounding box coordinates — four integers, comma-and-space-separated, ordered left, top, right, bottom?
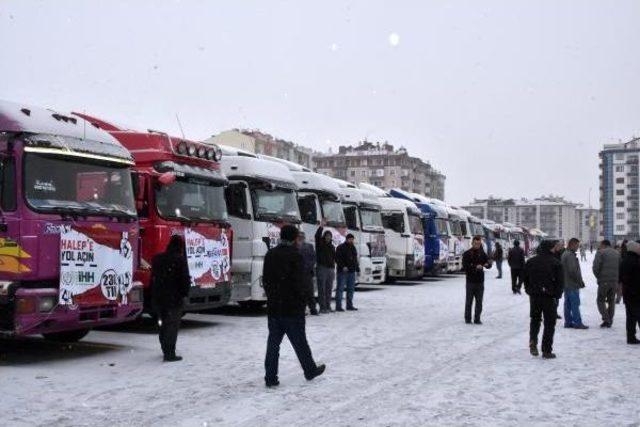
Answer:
524, 240, 564, 359
263, 225, 326, 388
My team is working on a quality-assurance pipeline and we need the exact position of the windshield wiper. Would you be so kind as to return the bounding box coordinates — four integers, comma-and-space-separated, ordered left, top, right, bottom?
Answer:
283, 214, 301, 224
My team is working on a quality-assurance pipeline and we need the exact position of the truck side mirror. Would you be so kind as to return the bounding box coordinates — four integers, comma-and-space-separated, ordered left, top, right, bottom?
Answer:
158, 172, 177, 186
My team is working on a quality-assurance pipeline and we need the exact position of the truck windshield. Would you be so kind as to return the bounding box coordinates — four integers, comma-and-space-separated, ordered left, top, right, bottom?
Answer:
251, 188, 301, 223
435, 218, 449, 236
343, 204, 359, 230
321, 199, 346, 226
472, 222, 484, 236
450, 219, 462, 236
156, 180, 227, 222
360, 207, 383, 229
24, 153, 136, 217
408, 212, 424, 235
459, 220, 469, 236
381, 211, 404, 233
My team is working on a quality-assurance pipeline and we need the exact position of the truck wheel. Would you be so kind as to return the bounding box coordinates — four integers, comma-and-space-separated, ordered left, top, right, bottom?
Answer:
43, 329, 90, 343
238, 301, 266, 310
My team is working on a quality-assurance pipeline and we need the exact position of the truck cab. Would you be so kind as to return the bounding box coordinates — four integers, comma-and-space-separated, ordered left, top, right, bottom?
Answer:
0, 100, 143, 342
218, 147, 301, 306
75, 114, 232, 314
359, 184, 425, 280
336, 180, 386, 284
445, 206, 464, 272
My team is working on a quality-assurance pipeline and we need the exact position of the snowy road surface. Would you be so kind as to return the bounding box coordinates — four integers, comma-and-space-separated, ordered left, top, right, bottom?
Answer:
2, 254, 640, 427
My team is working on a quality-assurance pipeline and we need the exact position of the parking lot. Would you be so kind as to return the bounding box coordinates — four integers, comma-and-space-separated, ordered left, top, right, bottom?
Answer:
2, 258, 639, 427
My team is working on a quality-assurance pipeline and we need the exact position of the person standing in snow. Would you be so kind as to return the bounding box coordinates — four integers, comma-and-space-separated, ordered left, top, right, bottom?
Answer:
617, 240, 628, 304
561, 238, 589, 329
493, 242, 504, 279
151, 235, 191, 362
580, 245, 587, 262
335, 233, 359, 311
524, 240, 564, 359
462, 235, 491, 324
296, 231, 318, 315
507, 240, 526, 294
315, 219, 336, 313
619, 240, 640, 345
263, 225, 326, 387
592, 240, 620, 328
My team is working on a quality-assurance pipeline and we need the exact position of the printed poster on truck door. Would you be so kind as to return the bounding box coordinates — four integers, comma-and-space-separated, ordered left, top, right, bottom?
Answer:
185, 228, 231, 288
59, 225, 133, 306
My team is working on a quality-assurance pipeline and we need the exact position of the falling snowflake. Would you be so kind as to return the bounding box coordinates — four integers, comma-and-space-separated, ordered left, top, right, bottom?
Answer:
388, 33, 400, 47
330, 43, 339, 52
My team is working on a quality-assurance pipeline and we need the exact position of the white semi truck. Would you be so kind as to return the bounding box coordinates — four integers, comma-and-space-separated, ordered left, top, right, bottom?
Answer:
358, 183, 425, 281
334, 180, 387, 284
259, 156, 348, 248
218, 146, 301, 306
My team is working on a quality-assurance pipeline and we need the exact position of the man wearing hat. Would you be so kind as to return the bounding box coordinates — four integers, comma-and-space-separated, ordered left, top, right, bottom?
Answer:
335, 234, 360, 311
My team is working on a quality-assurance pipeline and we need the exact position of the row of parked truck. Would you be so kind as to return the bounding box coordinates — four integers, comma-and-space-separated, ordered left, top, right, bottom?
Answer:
0, 100, 548, 343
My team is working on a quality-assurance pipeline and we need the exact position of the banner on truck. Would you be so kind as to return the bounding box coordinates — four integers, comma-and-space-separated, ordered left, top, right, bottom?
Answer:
59, 225, 133, 306
185, 228, 231, 287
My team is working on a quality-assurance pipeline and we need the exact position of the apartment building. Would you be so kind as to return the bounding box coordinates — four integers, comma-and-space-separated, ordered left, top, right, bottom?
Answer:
206, 129, 315, 169
599, 137, 640, 242
463, 196, 580, 240
314, 141, 446, 199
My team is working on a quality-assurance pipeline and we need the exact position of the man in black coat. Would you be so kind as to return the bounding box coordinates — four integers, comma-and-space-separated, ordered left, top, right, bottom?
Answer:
296, 231, 318, 315
508, 240, 526, 294
462, 235, 491, 324
263, 225, 326, 387
620, 240, 640, 344
151, 235, 191, 362
335, 233, 360, 311
523, 240, 564, 359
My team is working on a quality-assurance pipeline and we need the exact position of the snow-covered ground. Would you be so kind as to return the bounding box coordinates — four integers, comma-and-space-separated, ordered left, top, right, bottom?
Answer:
2, 252, 640, 427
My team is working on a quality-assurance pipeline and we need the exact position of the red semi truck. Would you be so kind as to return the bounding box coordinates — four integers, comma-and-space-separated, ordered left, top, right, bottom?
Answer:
75, 114, 232, 313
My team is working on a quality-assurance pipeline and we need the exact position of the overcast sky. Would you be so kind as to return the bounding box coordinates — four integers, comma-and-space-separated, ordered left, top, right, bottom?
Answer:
2, 0, 639, 206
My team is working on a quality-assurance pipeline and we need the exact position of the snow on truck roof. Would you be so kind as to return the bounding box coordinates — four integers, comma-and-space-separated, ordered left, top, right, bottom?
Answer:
219, 154, 297, 188
0, 99, 133, 163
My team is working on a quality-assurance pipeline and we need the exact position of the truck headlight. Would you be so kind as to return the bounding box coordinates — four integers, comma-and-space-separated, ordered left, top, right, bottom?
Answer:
38, 296, 56, 312
129, 287, 143, 303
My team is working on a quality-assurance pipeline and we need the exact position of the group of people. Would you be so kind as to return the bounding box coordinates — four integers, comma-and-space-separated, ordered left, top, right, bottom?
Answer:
462, 235, 640, 359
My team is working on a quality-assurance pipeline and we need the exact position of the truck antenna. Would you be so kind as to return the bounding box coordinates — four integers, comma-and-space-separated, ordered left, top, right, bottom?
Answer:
175, 113, 186, 139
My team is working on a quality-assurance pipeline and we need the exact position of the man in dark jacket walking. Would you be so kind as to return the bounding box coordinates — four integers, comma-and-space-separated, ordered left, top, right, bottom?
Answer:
508, 240, 526, 294
151, 235, 191, 362
335, 233, 359, 311
296, 231, 318, 315
620, 240, 640, 344
462, 236, 491, 324
524, 240, 564, 359
592, 240, 620, 327
263, 225, 326, 387
315, 219, 336, 313
493, 242, 504, 279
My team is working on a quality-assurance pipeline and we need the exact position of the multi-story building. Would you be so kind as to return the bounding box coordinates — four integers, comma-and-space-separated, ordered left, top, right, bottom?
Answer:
575, 207, 599, 247
599, 137, 640, 242
314, 141, 446, 199
463, 196, 580, 240
206, 129, 316, 169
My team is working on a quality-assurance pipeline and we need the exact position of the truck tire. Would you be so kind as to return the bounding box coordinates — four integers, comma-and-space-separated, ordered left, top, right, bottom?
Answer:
238, 301, 266, 310
42, 329, 90, 343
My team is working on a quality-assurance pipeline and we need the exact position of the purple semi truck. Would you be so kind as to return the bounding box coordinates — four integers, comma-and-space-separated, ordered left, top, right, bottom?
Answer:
0, 100, 143, 342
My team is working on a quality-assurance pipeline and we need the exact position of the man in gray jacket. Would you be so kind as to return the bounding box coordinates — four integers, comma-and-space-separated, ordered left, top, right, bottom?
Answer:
561, 238, 589, 329
592, 240, 620, 328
